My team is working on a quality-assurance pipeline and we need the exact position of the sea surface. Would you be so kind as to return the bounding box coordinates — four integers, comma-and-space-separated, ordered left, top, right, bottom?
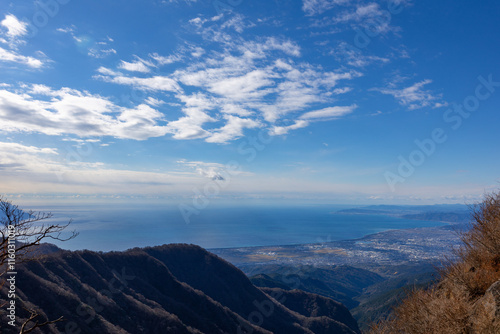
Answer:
34, 203, 447, 252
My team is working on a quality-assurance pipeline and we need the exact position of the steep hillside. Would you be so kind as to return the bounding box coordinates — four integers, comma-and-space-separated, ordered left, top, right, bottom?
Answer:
372, 191, 500, 333
352, 269, 437, 332
0, 244, 359, 334
260, 288, 360, 333
248, 265, 384, 309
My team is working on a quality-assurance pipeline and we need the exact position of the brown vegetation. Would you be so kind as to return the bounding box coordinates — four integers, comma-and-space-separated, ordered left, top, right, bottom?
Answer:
371, 191, 500, 334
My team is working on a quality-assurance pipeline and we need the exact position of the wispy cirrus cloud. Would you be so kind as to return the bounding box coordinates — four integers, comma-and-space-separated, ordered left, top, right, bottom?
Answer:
220, 13, 256, 33
150, 52, 183, 65
118, 57, 155, 73
331, 42, 391, 68
299, 104, 357, 120
57, 26, 117, 59
309, 1, 407, 37
269, 120, 309, 136
302, 0, 351, 16
376, 79, 447, 110
0, 47, 45, 68
269, 104, 356, 135
95, 70, 182, 92
332, 3, 385, 24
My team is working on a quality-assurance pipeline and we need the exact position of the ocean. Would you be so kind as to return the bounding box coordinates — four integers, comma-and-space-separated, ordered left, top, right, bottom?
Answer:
34, 203, 447, 252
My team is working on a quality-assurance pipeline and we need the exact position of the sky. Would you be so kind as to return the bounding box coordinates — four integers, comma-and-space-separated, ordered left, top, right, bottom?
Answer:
0, 0, 499, 206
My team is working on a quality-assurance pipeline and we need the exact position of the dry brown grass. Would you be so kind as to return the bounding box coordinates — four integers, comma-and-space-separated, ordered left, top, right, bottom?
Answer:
370, 191, 500, 334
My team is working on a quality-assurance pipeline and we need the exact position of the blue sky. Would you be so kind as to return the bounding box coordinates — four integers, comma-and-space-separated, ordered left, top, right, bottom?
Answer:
0, 0, 499, 205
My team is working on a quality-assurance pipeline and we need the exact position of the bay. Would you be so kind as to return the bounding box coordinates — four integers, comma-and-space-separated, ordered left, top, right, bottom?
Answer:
34, 203, 447, 252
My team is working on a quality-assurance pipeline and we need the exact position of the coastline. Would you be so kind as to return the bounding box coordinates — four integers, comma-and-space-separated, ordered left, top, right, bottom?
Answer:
211, 221, 462, 269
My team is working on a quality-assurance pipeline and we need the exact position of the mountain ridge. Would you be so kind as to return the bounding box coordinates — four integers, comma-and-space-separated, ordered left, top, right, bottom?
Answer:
1, 243, 360, 334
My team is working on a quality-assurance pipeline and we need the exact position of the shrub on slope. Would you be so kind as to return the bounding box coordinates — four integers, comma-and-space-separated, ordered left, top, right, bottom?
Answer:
371, 191, 500, 334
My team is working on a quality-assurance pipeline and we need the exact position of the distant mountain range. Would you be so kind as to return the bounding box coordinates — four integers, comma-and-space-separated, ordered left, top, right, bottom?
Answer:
336, 204, 471, 223
1, 244, 360, 334
337, 204, 468, 213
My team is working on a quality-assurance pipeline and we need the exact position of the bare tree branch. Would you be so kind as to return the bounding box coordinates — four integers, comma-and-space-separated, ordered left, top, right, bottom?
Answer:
0, 196, 78, 275
0, 196, 77, 333
19, 308, 64, 334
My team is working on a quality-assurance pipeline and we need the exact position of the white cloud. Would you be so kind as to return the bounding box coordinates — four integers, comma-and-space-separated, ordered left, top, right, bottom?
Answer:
88, 47, 117, 58
332, 3, 385, 24
433, 102, 449, 108
220, 14, 255, 33
302, 0, 350, 16
205, 69, 274, 100
189, 17, 206, 27
158, 92, 218, 141
96, 73, 182, 92
220, 103, 253, 116
347, 54, 390, 67
1, 14, 27, 38
269, 120, 309, 135
241, 37, 301, 57
377, 79, 445, 110
205, 115, 260, 143
0, 47, 44, 68
267, 105, 356, 136
0, 142, 58, 155
189, 14, 224, 29
0, 137, 489, 200
150, 52, 182, 65
299, 104, 357, 120
118, 59, 152, 73
94, 32, 357, 142
165, 108, 214, 140
176, 43, 354, 122
97, 66, 122, 76
333, 87, 352, 94
166, 0, 200, 3
312, 2, 401, 35
0, 85, 170, 140
144, 97, 165, 107
177, 159, 229, 180
0, 141, 212, 196
56, 26, 75, 33
59, 27, 117, 59
190, 47, 205, 58
0, 14, 48, 68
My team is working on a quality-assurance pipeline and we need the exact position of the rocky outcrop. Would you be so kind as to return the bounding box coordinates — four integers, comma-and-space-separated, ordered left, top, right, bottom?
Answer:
471, 279, 500, 333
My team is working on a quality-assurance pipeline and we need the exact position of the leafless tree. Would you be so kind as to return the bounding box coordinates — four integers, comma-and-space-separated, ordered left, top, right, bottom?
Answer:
19, 308, 64, 334
0, 196, 78, 274
0, 196, 78, 333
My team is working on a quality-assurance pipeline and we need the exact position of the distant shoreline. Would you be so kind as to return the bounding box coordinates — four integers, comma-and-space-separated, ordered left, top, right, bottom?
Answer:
209, 215, 457, 252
